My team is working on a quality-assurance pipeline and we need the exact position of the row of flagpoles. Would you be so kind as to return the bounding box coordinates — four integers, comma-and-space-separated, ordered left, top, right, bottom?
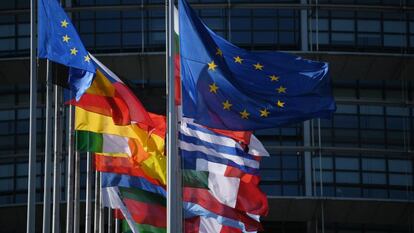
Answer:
28, 0, 180, 232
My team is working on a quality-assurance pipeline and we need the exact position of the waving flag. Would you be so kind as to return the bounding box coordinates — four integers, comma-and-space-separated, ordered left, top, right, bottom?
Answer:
38, 0, 96, 100
179, 0, 336, 130
179, 119, 268, 232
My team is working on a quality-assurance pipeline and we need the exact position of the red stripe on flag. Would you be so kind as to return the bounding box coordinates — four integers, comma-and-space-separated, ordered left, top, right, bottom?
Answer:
235, 180, 268, 216
183, 187, 262, 232
68, 93, 130, 125
123, 197, 166, 228
94, 154, 163, 187
184, 217, 201, 233
113, 82, 154, 128
220, 225, 243, 233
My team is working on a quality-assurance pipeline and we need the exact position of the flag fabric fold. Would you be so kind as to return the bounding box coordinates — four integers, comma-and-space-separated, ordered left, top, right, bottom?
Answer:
38, 0, 96, 100
180, 118, 268, 232
68, 55, 156, 127
179, 0, 336, 130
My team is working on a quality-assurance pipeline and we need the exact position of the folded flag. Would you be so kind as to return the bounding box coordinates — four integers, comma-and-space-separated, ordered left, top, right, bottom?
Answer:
94, 153, 162, 187
74, 107, 166, 184
179, 0, 336, 130
180, 119, 268, 232
38, 0, 96, 100
183, 169, 268, 215
185, 216, 243, 233
101, 186, 139, 233
68, 55, 155, 127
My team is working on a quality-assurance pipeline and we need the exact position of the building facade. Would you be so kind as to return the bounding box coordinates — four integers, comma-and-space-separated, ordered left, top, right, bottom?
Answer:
0, 0, 413, 232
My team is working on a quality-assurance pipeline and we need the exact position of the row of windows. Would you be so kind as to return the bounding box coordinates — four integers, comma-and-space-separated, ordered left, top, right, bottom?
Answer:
4, 0, 414, 10
2, 3, 414, 56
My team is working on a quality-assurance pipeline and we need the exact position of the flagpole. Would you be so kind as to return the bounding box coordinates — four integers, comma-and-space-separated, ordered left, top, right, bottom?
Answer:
94, 171, 100, 233
99, 173, 104, 233
166, 0, 181, 233
74, 150, 81, 233
27, 0, 37, 231
108, 208, 113, 233
114, 219, 120, 233
66, 105, 75, 233
85, 152, 93, 233
52, 85, 62, 233
42, 60, 53, 233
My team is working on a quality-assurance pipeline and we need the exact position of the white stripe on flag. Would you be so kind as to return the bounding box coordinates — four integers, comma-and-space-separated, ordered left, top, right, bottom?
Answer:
199, 216, 223, 233
248, 135, 269, 157
102, 134, 131, 155
180, 120, 246, 150
101, 187, 139, 233
208, 173, 240, 208
180, 140, 259, 169
196, 159, 228, 175
90, 54, 123, 83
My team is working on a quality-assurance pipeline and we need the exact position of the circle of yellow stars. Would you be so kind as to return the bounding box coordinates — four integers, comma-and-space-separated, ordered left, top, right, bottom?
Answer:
206, 50, 287, 119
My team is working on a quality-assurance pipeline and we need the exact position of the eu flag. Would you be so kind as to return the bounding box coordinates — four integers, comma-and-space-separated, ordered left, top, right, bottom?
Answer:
38, 0, 96, 100
179, 0, 336, 130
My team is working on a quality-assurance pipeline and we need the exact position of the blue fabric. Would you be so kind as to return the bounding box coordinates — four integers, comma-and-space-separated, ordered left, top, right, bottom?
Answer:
38, 0, 95, 99
179, 0, 336, 130
179, 133, 256, 161
101, 172, 166, 197
183, 202, 248, 231
180, 150, 259, 175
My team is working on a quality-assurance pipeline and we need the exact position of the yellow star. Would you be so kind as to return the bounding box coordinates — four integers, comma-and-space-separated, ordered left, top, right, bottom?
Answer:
276, 86, 287, 93
208, 61, 217, 71
70, 47, 78, 55
269, 75, 279, 82
61, 19, 69, 28
216, 48, 223, 57
260, 108, 270, 117
234, 56, 243, 64
62, 34, 70, 43
253, 63, 264, 70
84, 55, 91, 62
209, 83, 219, 94
222, 100, 232, 110
277, 100, 285, 108
240, 109, 250, 119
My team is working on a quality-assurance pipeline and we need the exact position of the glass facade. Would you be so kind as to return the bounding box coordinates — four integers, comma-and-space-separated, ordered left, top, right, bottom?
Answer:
0, 0, 413, 232
3, 0, 414, 56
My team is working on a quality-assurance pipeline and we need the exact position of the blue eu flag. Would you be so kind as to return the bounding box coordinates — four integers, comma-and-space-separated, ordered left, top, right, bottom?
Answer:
38, 0, 96, 100
179, 0, 336, 130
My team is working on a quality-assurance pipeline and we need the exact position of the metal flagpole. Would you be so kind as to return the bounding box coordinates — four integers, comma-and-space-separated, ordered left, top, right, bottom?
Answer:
85, 152, 93, 233
73, 150, 81, 233
42, 60, 53, 233
99, 173, 104, 233
108, 208, 113, 233
94, 171, 100, 233
52, 85, 62, 233
27, 0, 37, 231
66, 105, 75, 233
114, 219, 120, 233
166, 0, 181, 233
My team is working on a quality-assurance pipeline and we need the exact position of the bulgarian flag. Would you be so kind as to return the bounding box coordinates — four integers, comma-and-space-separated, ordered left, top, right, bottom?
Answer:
102, 186, 167, 233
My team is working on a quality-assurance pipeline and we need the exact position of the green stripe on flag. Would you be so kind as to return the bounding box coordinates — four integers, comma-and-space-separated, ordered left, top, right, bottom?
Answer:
182, 169, 209, 189
75, 130, 103, 152
118, 186, 166, 207
121, 219, 166, 233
